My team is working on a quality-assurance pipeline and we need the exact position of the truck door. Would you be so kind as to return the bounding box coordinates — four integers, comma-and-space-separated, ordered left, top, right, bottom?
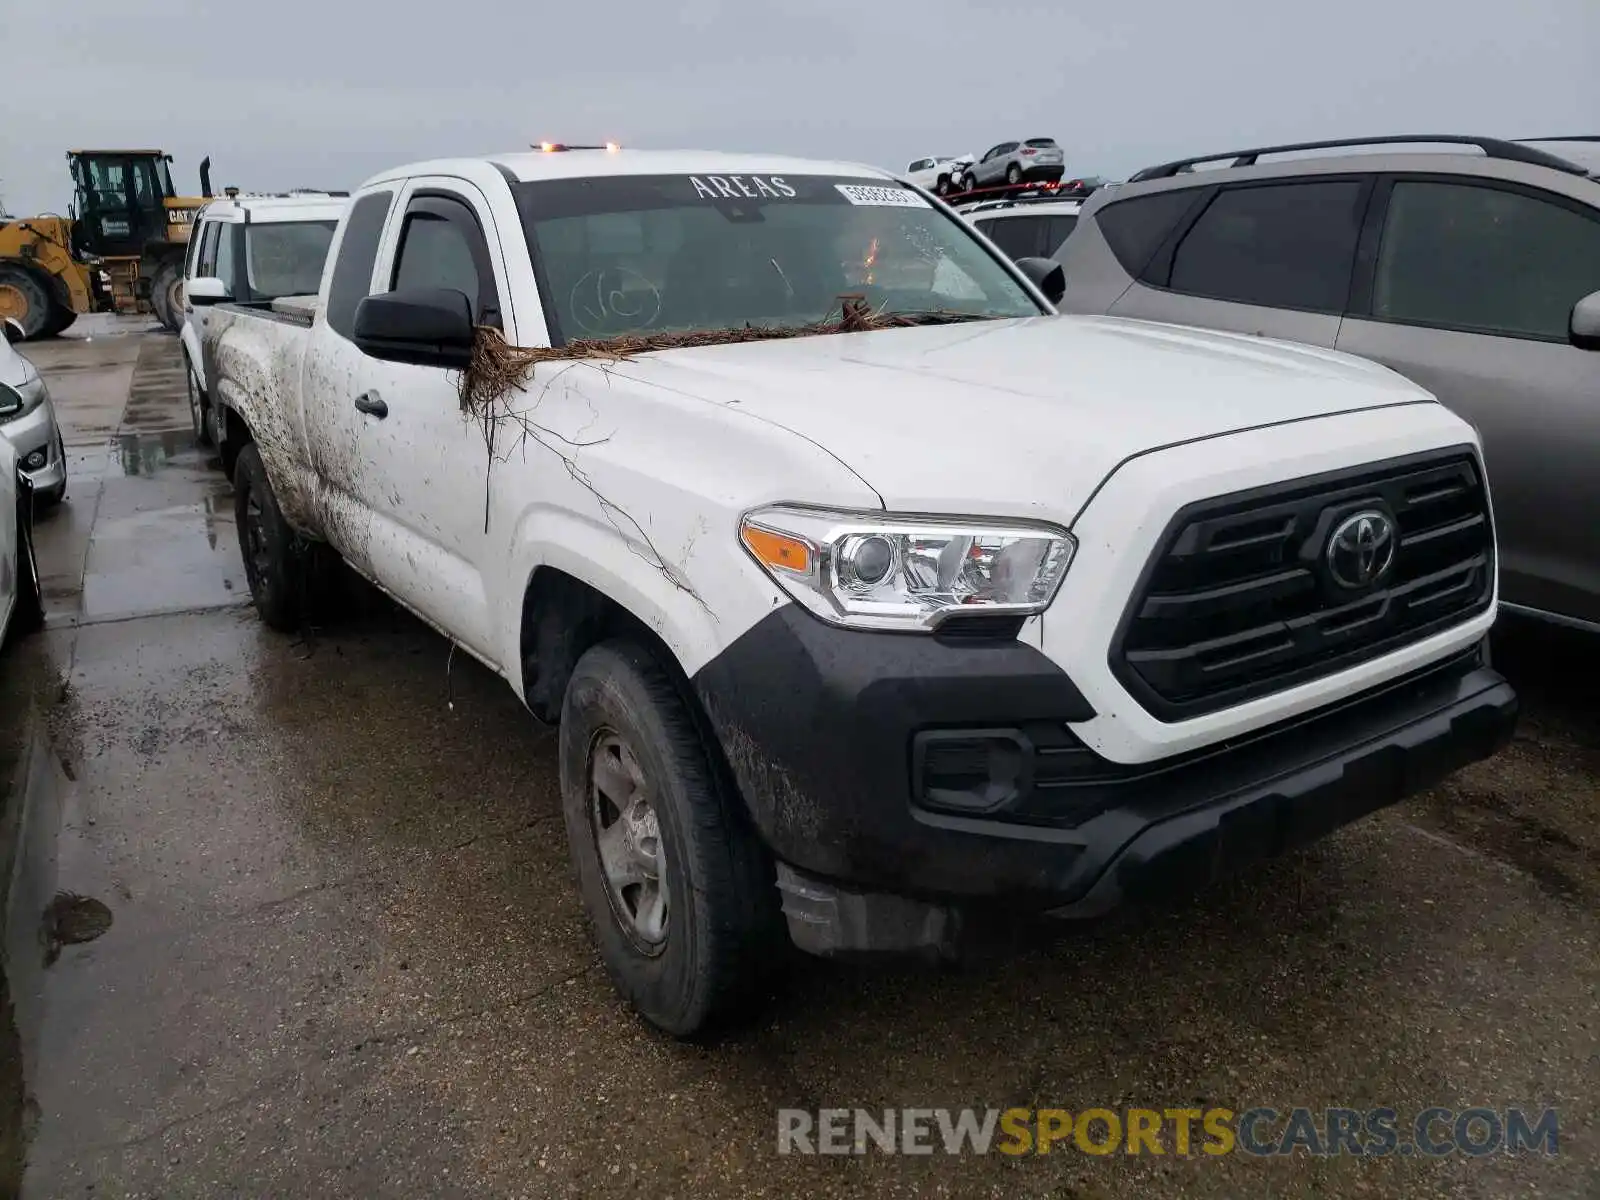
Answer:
315, 179, 513, 663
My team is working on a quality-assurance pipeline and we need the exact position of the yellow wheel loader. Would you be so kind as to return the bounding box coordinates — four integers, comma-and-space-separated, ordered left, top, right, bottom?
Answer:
0, 150, 212, 339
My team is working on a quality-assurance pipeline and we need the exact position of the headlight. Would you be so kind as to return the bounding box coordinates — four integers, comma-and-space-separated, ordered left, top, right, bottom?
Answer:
739, 505, 1075, 631
0, 377, 46, 422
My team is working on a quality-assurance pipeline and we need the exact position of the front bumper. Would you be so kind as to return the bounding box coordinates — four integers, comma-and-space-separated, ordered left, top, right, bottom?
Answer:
693, 607, 1515, 952
0, 396, 64, 496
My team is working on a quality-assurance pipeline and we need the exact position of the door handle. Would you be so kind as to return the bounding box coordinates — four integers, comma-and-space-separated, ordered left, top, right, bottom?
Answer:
354, 390, 388, 419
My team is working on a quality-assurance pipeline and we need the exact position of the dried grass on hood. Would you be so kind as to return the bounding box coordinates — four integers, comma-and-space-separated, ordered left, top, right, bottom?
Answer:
457, 295, 943, 415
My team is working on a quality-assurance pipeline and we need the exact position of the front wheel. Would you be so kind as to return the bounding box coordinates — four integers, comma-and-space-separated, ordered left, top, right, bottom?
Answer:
559, 639, 783, 1037
233, 442, 303, 631
0, 267, 51, 340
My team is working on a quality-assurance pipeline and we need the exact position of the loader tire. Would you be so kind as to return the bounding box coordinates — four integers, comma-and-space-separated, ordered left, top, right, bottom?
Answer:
0, 266, 52, 339
149, 261, 183, 333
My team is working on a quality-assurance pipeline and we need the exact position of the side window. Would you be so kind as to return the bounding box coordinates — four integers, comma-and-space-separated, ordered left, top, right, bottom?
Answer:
983, 144, 1007, 162
1093, 190, 1198, 276
390, 194, 502, 327
1042, 213, 1080, 255
1372, 180, 1600, 340
326, 190, 395, 340
979, 215, 1049, 260
196, 221, 221, 278
1167, 180, 1366, 312
213, 223, 237, 293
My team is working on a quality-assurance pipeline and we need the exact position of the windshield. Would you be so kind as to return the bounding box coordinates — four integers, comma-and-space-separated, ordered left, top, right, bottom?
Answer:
512, 174, 1043, 345
244, 220, 337, 299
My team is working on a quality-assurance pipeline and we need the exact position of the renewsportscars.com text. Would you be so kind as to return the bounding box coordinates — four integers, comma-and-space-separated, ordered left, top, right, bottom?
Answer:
777, 1106, 1560, 1157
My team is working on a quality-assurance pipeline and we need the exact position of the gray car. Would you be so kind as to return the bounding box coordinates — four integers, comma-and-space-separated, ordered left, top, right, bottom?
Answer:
960, 138, 1066, 191
0, 320, 65, 505
1055, 134, 1600, 632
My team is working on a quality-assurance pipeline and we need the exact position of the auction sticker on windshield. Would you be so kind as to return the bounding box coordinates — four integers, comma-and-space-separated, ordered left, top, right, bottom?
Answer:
835, 184, 929, 208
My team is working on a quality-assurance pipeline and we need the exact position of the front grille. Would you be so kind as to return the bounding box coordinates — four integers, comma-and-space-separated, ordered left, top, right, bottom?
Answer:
1112, 449, 1493, 720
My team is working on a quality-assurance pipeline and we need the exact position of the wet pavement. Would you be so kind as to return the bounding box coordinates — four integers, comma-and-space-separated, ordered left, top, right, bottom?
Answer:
1, 325, 1597, 1198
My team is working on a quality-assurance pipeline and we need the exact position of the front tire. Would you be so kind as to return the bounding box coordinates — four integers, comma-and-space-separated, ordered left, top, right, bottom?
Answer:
0, 267, 52, 340
559, 639, 783, 1037
233, 442, 303, 631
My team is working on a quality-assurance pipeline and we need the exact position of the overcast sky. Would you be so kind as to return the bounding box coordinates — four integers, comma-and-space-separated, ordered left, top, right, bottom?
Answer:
2, 0, 1596, 214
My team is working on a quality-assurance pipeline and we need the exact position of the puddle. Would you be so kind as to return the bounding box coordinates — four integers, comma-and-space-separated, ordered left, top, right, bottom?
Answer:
113, 429, 207, 478
41, 893, 113, 965
80, 490, 244, 621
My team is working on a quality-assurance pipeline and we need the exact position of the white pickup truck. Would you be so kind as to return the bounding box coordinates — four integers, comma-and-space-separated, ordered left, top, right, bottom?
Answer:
200, 146, 1516, 1036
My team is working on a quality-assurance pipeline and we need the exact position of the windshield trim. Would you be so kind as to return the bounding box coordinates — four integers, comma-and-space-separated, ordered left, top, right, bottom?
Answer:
510, 174, 1049, 348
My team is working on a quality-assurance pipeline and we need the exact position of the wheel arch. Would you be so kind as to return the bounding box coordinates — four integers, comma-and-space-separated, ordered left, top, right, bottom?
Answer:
516, 559, 715, 726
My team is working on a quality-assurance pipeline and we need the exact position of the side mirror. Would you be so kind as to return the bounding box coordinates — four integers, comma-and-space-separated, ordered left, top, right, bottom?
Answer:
1570, 289, 1600, 351
353, 287, 476, 369
3, 319, 24, 346
187, 276, 230, 307
1015, 256, 1066, 305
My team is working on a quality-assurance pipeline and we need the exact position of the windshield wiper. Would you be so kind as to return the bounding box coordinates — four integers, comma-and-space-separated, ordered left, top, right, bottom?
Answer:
864, 309, 1001, 328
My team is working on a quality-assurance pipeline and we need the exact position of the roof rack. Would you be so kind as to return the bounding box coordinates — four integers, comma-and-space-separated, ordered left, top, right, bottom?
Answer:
1128, 135, 1590, 182
1518, 135, 1600, 143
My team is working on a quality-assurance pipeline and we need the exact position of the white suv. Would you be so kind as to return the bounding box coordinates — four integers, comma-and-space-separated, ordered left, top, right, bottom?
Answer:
180, 193, 347, 445
957, 194, 1084, 261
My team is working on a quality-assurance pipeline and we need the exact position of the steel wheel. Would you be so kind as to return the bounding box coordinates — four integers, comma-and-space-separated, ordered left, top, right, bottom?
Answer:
242, 489, 273, 592
588, 729, 668, 953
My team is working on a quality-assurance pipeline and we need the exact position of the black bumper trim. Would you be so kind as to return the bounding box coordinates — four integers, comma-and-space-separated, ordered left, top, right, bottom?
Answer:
1045, 662, 1516, 917
695, 604, 1516, 910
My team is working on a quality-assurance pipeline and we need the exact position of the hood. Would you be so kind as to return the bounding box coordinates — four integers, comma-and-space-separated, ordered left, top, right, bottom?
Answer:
608, 314, 1432, 522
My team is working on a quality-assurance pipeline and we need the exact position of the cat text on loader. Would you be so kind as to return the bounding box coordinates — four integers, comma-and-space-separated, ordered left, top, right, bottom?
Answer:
0, 150, 212, 339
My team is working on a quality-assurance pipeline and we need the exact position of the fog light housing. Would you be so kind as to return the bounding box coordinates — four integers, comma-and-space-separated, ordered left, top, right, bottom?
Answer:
912, 729, 1031, 814
21, 449, 47, 471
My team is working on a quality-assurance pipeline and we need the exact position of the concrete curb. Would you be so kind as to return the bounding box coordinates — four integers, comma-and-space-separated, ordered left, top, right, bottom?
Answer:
0, 700, 64, 1106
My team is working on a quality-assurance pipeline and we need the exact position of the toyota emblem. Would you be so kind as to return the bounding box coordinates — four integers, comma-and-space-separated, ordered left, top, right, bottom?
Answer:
1326, 510, 1396, 589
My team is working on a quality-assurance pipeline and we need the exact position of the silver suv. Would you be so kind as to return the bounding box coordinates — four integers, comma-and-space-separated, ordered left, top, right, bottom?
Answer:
960, 138, 1065, 191
1055, 134, 1600, 631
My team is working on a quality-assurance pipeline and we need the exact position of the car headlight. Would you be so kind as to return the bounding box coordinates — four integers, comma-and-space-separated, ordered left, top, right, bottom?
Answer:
0, 377, 46, 422
739, 505, 1075, 631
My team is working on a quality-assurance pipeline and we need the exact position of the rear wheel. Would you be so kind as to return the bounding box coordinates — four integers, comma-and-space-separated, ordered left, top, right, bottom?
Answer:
0, 266, 51, 340
1005, 164, 1022, 185
148, 261, 182, 333
233, 443, 303, 632
559, 639, 784, 1037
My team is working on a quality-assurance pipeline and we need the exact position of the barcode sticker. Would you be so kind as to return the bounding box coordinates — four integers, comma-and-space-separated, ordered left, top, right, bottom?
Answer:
835, 184, 928, 208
